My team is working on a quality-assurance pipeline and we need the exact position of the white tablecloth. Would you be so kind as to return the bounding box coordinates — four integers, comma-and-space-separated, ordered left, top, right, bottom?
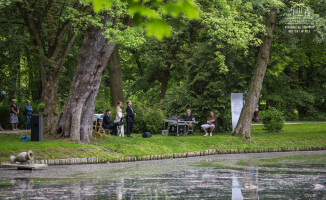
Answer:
94, 114, 104, 120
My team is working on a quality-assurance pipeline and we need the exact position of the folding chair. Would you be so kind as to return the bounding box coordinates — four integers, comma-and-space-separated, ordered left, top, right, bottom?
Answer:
185, 121, 195, 135
93, 119, 98, 131
98, 120, 105, 137
214, 119, 218, 134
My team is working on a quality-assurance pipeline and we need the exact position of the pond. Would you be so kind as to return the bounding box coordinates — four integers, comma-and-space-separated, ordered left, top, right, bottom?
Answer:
0, 151, 325, 199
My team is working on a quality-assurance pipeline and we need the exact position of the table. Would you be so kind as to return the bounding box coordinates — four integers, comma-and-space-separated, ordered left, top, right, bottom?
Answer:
163, 119, 197, 136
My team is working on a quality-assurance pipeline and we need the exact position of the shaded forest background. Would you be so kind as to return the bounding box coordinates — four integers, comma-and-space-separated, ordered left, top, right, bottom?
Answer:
0, 0, 325, 135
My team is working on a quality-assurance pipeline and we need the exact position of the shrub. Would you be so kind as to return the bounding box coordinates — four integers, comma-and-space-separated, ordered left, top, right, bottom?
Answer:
143, 107, 165, 134
260, 108, 285, 133
38, 103, 45, 112
129, 101, 165, 134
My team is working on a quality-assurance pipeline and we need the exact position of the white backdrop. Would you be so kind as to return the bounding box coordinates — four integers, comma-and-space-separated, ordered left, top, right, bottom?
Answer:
231, 93, 243, 131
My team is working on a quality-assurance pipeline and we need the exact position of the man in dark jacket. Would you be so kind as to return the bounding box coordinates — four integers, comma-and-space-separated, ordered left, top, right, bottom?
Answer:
102, 109, 117, 135
184, 109, 195, 135
126, 100, 136, 137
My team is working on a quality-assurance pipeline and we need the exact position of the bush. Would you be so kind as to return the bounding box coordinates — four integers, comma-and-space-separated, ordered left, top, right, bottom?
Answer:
143, 107, 165, 134
260, 108, 285, 133
129, 101, 165, 134
38, 103, 45, 112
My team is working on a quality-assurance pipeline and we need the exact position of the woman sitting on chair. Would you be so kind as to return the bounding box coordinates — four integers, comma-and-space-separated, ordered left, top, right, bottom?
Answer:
201, 111, 216, 137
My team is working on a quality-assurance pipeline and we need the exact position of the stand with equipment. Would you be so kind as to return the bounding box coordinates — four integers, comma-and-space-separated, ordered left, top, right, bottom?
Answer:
162, 118, 197, 136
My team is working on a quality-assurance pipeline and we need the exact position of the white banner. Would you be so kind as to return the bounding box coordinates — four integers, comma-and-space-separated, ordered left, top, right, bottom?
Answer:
231, 93, 243, 131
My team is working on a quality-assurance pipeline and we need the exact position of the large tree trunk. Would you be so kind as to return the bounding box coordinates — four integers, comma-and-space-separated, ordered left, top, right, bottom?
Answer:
233, 10, 277, 140
108, 45, 125, 105
55, 15, 115, 143
41, 74, 59, 132
157, 69, 169, 105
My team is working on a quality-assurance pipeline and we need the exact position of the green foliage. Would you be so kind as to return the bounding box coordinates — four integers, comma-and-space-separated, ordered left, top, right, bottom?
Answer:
125, 100, 165, 134
143, 107, 165, 134
262, 32, 326, 120
86, 0, 199, 40
95, 68, 111, 113
38, 103, 45, 113
1, 0, 326, 138
260, 108, 285, 133
145, 19, 171, 40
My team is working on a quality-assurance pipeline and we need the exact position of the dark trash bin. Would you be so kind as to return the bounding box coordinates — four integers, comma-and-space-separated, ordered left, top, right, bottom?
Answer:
31, 114, 43, 141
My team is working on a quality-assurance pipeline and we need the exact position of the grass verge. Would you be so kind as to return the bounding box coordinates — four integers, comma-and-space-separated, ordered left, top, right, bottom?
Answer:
0, 123, 325, 163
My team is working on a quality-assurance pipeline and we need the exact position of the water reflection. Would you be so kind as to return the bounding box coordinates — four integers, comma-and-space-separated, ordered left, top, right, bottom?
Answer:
0, 167, 325, 199
1, 152, 326, 199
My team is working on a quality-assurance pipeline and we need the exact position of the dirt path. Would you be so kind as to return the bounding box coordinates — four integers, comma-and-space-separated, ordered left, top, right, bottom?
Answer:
0, 130, 30, 135
252, 121, 326, 125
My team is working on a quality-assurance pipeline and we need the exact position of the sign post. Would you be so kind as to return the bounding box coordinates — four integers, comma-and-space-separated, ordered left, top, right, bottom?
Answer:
231, 93, 243, 131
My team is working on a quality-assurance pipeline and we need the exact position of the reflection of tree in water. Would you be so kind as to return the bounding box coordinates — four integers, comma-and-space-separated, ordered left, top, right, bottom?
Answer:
241, 169, 259, 200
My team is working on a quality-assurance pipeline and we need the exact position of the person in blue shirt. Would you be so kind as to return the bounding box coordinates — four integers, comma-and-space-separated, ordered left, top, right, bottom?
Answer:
24, 100, 33, 130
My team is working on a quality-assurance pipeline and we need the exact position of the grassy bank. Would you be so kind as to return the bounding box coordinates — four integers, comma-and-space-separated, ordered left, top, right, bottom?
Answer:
0, 123, 325, 163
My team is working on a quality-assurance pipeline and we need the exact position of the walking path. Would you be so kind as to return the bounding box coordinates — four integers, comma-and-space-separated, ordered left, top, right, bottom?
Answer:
252, 121, 326, 125
0, 130, 30, 135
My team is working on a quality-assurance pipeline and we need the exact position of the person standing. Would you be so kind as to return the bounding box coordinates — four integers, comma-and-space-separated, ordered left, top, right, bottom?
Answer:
115, 101, 126, 137
10, 99, 19, 131
126, 100, 136, 137
24, 100, 33, 130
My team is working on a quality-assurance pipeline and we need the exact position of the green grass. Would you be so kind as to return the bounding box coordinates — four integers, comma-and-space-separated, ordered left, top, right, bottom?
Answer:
0, 123, 325, 163
237, 154, 326, 167
190, 154, 326, 172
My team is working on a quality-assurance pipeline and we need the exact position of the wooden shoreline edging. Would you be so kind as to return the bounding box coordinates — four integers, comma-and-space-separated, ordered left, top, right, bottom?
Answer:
1, 146, 326, 167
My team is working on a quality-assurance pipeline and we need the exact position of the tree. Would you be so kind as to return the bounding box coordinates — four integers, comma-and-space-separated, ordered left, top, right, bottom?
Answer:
233, 9, 278, 140
16, 0, 80, 131
55, 14, 115, 143
162, 0, 265, 131
107, 45, 125, 106
234, 0, 326, 139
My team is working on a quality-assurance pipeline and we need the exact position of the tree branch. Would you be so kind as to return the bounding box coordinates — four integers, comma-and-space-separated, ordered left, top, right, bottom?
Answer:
42, 0, 54, 21
53, 29, 77, 77
0, 21, 26, 25
16, 2, 46, 78
48, 20, 72, 58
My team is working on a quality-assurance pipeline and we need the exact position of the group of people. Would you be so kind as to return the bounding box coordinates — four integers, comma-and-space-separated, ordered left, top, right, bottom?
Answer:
183, 109, 217, 136
101, 104, 217, 137
102, 100, 136, 137
6, 98, 216, 136
8, 99, 33, 131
